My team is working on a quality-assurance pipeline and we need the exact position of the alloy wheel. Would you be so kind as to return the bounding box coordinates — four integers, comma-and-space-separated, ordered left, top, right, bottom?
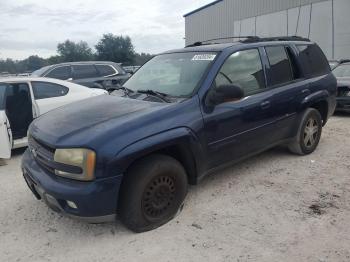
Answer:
303, 117, 319, 148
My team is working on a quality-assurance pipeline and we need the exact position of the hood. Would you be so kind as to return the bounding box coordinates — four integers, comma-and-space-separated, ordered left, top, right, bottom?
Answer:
30, 95, 168, 146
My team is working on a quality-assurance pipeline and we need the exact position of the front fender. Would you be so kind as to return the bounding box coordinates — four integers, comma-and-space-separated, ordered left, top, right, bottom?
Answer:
106, 127, 204, 177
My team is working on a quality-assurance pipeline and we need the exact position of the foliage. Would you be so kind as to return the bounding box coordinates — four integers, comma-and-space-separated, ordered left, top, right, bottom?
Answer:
0, 35, 154, 74
134, 52, 154, 66
95, 34, 135, 65
57, 40, 94, 62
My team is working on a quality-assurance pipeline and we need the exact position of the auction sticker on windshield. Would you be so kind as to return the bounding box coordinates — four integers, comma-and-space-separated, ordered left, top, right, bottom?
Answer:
192, 54, 216, 61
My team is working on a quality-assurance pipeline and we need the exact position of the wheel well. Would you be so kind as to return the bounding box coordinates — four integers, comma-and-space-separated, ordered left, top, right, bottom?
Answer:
125, 145, 198, 185
310, 100, 328, 124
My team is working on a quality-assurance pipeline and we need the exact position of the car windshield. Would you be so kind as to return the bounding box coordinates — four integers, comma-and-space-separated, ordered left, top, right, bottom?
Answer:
123, 52, 217, 97
0, 83, 8, 110
31, 66, 51, 76
333, 64, 350, 77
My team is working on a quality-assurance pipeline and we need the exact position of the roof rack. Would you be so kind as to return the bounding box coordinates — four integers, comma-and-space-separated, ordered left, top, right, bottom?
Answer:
186, 36, 257, 47
186, 35, 310, 47
245, 36, 311, 43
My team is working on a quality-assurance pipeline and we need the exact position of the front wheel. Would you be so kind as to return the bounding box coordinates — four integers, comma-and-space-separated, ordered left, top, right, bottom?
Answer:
118, 154, 188, 232
288, 108, 323, 155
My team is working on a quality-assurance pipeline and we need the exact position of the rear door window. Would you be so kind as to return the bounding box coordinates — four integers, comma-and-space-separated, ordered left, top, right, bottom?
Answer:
45, 66, 71, 80
95, 64, 117, 76
265, 46, 294, 87
72, 65, 99, 79
296, 44, 330, 77
31, 81, 69, 100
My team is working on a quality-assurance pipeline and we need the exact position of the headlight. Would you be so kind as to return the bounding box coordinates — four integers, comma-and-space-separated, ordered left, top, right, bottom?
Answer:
54, 148, 96, 181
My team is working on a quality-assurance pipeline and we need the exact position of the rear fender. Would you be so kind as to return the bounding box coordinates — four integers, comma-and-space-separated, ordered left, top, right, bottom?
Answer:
299, 90, 329, 110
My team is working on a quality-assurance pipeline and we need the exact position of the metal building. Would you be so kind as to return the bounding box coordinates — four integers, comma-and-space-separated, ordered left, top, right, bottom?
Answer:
184, 0, 350, 59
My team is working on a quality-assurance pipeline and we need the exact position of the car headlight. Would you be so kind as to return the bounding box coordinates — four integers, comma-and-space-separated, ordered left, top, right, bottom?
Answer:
54, 148, 96, 181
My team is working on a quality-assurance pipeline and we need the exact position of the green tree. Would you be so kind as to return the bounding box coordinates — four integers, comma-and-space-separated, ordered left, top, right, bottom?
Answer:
0, 59, 17, 74
134, 52, 154, 66
57, 40, 94, 62
47, 55, 62, 65
22, 55, 48, 72
95, 34, 135, 65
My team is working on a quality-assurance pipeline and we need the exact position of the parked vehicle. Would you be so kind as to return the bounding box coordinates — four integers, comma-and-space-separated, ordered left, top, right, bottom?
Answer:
123, 66, 141, 74
22, 37, 336, 232
332, 61, 350, 112
31, 61, 130, 90
329, 60, 340, 70
0, 77, 107, 159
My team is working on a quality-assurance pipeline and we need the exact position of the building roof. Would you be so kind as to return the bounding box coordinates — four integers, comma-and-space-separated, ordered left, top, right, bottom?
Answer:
183, 0, 223, 17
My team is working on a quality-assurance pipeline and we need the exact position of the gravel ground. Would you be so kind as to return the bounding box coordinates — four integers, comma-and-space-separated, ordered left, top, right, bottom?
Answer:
0, 115, 350, 262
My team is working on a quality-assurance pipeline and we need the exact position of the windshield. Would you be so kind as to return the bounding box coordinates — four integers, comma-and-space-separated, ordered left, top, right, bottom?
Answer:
0, 83, 8, 110
31, 65, 51, 76
123, 52, 217, 97
333, 64, 350, 77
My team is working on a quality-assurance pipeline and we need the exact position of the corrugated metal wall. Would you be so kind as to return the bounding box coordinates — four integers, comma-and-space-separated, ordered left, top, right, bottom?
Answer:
184, 0, 350, 59
185, 0, 327, 45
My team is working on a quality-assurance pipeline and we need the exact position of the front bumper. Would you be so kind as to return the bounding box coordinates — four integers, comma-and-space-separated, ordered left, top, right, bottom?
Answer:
21, 149, 123, 223
336, 97, 350, 112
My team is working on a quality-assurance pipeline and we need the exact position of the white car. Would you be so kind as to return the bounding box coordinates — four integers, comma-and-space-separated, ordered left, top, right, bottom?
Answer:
0, 77, 107, 159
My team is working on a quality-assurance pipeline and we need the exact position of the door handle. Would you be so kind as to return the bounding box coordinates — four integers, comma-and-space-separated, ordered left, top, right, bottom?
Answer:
260, 101, 271, 109
301, 89, 311, 95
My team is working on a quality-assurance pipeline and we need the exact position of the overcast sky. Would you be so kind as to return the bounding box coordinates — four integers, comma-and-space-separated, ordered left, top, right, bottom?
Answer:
0, 0, 212, 60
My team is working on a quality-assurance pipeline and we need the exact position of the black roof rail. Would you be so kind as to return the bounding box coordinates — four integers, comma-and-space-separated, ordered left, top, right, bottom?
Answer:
244, 36, 311, 43
186, 36, 258, 47
186, 35, 310, 47
339, 59, 350, 64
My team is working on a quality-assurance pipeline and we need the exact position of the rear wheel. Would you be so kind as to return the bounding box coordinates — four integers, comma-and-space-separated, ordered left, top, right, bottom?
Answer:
118, 154, 188, 232
288, 108, 322, 155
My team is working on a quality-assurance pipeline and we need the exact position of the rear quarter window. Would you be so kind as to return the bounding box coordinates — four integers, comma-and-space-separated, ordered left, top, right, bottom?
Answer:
95, 64, 117, 77
296, 44, 330, 78
31, 81, 69, 100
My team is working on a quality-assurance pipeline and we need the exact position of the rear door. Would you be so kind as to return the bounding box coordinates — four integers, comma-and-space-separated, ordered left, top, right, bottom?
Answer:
263, 45, 306, 140
0, 84, 12, 159
72, 64, 100, 88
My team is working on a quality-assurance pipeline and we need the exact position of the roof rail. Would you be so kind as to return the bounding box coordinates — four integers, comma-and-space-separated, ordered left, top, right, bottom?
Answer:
243, 36, 311, 43
186, 35, 310, 47
186, 36, 258, 47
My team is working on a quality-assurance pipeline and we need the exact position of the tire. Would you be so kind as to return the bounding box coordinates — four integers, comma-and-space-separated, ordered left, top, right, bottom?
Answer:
118, 154, 188, 232
288, 108, 323, 155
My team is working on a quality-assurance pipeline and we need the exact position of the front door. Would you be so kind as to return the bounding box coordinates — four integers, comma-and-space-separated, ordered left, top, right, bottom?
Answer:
202, 48, 278, 169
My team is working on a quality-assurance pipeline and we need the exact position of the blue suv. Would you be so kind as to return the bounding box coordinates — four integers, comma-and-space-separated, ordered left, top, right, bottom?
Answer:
22, 37, 336, 232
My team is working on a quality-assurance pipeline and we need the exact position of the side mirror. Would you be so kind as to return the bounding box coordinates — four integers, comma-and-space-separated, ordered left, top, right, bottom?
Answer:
206, 84, 244, 106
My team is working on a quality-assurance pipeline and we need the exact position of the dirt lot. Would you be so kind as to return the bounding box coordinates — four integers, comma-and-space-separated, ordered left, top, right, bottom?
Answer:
1, 115, 350, 262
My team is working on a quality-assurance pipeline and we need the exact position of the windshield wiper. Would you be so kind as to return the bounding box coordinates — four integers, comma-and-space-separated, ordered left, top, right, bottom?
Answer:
137, 89, 171, 103
110, 85, 134, 97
